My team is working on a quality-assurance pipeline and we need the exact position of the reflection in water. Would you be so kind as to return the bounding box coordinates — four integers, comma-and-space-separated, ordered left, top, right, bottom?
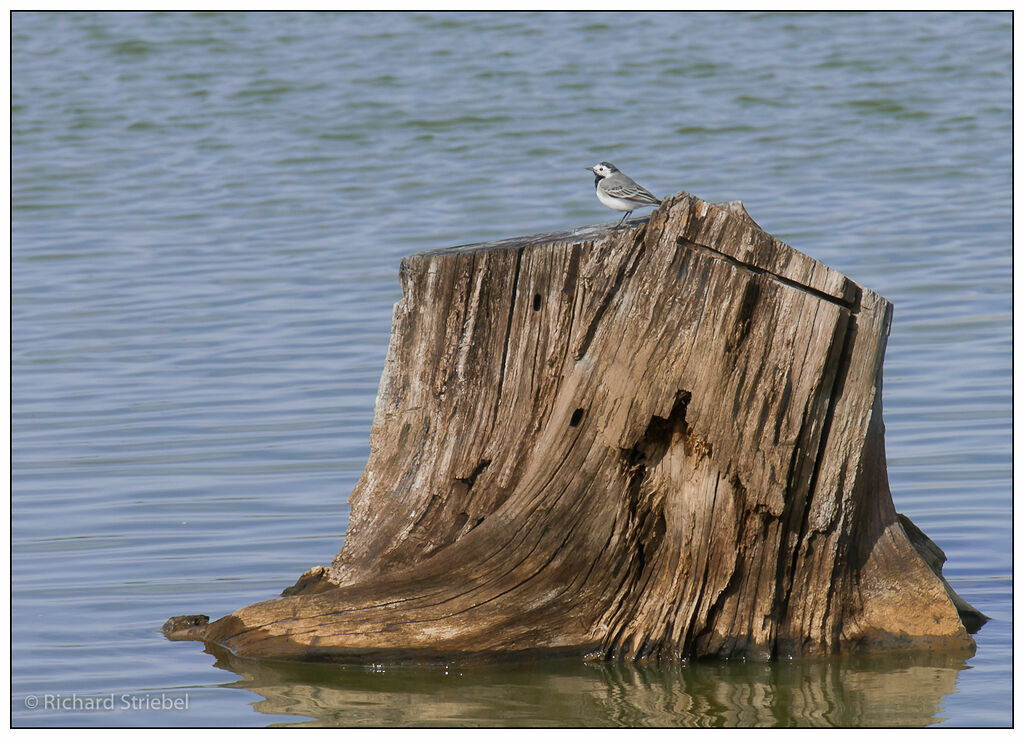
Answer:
206, 646, 968, 727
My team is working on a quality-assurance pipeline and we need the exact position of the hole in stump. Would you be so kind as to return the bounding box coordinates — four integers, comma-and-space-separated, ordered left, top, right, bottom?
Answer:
570, 408, 584, 427
533, 293, 542, 311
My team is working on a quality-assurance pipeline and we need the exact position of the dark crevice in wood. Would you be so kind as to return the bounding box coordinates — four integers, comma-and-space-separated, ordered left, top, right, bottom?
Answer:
724, 279, 762, 359
773, 311, 858, 659
573, 232, 648, 361
455, 458, 491, 489
413, 494, 440, 527
601, 393, 690, 659
770, 401, 813, 636
617, 392, 691, 476
495, 247, 524, 403
678, 237, 861, 313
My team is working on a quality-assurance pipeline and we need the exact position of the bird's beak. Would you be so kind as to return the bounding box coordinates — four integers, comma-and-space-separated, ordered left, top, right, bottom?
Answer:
585, 166, 595, 172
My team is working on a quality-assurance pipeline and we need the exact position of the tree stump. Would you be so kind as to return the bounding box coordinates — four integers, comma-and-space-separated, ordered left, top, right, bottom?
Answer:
165, 192, 981, 662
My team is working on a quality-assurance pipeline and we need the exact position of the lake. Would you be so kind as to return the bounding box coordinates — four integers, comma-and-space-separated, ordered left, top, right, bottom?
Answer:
11, 10, 1011, 727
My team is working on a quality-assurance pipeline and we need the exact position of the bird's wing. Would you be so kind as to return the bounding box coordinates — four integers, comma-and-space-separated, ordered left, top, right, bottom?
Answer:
603, 176, 661, 204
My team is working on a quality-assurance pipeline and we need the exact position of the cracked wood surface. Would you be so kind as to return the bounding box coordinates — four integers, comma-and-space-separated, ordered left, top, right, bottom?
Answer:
168, 192, 977, 662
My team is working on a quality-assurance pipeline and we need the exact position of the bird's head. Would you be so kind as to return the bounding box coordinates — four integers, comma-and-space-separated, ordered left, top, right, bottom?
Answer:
587, 162, 619, 178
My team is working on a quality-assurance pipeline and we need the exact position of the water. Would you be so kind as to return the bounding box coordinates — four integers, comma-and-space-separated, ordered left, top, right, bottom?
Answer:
12, 11, 1010, 727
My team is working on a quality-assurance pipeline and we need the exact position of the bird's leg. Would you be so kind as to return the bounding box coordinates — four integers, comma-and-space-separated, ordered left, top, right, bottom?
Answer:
618, 210, 632, 226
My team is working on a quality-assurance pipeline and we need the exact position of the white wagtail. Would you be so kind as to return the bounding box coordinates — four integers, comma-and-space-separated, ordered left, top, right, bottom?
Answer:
587, 162, 662, 225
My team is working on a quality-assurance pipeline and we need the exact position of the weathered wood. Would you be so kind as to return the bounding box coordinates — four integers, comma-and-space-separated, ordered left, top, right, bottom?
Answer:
165, 192, 980, 662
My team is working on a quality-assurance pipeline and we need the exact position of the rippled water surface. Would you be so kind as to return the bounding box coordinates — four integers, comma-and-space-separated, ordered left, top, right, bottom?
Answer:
12, 11, 1010, 727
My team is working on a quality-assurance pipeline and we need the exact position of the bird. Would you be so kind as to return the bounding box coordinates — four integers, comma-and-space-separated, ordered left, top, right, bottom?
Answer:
587, 162, 661, 225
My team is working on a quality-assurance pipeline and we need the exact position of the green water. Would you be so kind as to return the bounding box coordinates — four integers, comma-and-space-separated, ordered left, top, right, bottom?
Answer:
214, 649, 974, 728
12, 11, 1010, 727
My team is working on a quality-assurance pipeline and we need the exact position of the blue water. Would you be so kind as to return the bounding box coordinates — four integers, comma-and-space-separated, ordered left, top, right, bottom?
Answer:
12, 11, 1011, 727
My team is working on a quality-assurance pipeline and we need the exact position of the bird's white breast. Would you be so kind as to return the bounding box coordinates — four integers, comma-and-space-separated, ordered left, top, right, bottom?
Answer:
595, 187, 634, 212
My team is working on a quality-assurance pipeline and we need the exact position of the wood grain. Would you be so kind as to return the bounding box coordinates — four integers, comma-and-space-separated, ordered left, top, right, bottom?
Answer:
167, 192, 978, 662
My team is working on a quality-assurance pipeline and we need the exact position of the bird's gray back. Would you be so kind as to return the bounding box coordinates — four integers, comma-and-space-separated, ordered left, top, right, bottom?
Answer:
601, 172, 661, 204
